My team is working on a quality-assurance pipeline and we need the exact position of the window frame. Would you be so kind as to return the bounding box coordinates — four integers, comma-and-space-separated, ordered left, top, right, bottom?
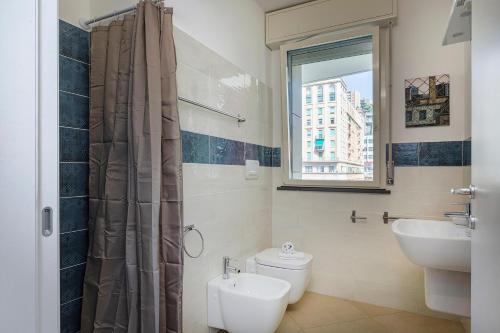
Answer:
280, 26, 383, 188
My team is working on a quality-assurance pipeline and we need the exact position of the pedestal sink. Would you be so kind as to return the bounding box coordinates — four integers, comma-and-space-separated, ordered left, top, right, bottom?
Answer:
392, 219, 471, 317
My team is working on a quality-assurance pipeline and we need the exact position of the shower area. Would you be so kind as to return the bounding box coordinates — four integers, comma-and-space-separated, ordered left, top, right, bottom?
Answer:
60, 2, 184, 331
58, 0, 276, 332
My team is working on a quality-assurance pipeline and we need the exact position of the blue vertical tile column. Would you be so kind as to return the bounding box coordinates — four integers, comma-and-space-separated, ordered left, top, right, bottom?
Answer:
59, 20, 89, 333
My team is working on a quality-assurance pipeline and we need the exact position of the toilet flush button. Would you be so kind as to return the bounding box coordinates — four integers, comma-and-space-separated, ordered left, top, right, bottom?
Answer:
245, 160, 259, 180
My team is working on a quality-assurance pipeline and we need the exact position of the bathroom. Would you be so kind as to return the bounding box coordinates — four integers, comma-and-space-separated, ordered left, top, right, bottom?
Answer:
1, 0, 499, 332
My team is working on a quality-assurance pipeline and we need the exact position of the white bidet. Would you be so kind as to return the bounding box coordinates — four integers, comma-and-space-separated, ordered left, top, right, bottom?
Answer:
207, 273, 291, 333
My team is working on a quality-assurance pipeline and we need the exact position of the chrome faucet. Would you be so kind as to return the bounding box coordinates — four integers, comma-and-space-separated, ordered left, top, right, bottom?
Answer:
222, 256, 240, 279
444, 202, 476, 229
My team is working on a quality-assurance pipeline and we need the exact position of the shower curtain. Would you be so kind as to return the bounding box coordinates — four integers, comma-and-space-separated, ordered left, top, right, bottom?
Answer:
81, 1, 183, 332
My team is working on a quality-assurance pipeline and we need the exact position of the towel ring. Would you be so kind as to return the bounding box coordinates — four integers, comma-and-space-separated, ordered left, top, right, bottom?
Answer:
183, 224, 204, 259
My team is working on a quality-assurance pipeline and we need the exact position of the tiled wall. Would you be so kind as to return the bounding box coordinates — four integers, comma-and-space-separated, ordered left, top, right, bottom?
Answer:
174, 28, 275, 333
59, 20, 89, 333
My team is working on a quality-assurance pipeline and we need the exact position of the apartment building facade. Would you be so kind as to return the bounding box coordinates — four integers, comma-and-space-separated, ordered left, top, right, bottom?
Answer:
301, 78, 366, 180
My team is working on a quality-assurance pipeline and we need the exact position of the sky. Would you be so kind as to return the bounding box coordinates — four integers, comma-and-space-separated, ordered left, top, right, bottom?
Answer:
341, 71, 373, 101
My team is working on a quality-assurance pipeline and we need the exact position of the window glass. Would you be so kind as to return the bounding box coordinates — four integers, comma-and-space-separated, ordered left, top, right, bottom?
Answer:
286, 34, 375, 182
329, 85, 336, 101
317, 86, 324, 103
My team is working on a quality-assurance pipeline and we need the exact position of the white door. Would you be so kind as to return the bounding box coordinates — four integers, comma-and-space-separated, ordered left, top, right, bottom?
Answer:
0, 0, 59, 332
471, 1, 500, 332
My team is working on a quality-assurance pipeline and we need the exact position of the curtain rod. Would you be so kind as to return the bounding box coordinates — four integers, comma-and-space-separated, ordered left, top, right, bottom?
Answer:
80, 0, 165, 30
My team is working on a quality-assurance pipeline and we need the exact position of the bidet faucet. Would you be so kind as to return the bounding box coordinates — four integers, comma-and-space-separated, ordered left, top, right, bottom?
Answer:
222, 256, 240, 279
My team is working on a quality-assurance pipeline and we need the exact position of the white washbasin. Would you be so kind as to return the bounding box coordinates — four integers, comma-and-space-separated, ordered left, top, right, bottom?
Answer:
392, 219, 471, 272
208, 273, 291, 333
392, 219, 471, 317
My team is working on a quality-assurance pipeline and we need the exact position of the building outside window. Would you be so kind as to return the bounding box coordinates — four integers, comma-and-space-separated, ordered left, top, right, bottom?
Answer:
306, 87, 312, 104
329, 84, 336, 101
317, 86, 324, 103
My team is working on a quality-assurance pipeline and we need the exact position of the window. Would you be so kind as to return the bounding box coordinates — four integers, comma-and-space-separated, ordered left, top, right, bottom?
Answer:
306, 108, 312, 116
305, 166, 313, 173
329, 85, 336, 101
317, 86, 324, 103
306, 119, 311, 126
281, 26, 382, 187
319, 166, 325, 173
306, 87, 312, 104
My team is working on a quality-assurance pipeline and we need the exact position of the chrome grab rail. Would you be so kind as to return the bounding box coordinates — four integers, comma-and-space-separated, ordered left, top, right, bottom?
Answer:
350, 210, 367, 223
382, 211, 405, 224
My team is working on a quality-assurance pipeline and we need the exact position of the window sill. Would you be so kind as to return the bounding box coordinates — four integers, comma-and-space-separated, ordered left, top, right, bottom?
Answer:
276, 185, 391, 194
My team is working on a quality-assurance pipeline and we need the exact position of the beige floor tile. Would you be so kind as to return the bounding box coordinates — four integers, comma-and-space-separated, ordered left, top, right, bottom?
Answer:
373, 312, 465, 333
276, 314, 305, 333
349, 301, 401, 318
303, 318, 391, 333
286, 292, 367, 329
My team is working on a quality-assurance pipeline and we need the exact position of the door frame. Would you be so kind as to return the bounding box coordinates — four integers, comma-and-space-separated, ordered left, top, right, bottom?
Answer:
38, 0, 60, 332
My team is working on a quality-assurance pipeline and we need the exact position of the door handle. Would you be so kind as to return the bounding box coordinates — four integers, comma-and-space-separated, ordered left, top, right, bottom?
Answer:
42, 207, 53, 237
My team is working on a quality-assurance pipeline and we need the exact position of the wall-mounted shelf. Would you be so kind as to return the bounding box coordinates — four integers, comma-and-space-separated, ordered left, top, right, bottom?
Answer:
443, 0, 472, 46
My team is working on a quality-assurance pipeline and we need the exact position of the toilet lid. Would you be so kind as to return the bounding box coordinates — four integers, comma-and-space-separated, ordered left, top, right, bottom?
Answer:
255, 248, 313, 270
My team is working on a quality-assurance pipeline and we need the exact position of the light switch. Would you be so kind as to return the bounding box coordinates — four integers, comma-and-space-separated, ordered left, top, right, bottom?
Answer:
245, 160, 259, 180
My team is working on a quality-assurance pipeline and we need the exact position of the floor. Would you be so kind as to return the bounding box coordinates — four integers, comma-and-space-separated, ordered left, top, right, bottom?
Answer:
275, 292, 467, 333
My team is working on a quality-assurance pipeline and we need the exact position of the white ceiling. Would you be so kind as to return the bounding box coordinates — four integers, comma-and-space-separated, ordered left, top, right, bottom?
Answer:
254, 0, 315, 12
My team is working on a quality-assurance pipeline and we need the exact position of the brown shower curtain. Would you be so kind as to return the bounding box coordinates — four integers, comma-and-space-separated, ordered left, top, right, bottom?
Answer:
81, 1, 183, 332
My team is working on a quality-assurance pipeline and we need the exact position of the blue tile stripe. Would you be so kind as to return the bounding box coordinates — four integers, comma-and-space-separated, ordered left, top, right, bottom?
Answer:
181, 130, 280, 168
390, 140, 471, 167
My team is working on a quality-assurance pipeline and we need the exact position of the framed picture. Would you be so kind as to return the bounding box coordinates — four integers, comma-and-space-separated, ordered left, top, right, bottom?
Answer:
405, 74, 450, 127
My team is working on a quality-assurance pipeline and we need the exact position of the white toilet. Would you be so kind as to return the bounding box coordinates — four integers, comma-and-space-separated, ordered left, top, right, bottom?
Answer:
246, 248, 313, 304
